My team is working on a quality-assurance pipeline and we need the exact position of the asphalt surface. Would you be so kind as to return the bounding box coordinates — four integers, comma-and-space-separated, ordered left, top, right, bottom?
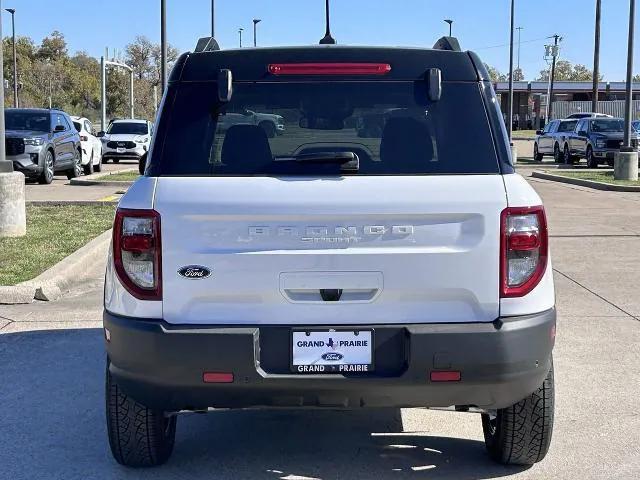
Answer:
24, 160, 135, 203
1, 175, 639, 479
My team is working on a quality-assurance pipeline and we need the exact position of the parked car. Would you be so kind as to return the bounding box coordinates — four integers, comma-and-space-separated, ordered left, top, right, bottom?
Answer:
566, 112, 612, 119
632, 120, 640, 133
71, 116, 103, 175
4, 108, 82, 184
104, 39, 556, 468
217, 108, 285, 137
99, 119, 152, 164
566, 117, 640, 168
534, 118, 578, 162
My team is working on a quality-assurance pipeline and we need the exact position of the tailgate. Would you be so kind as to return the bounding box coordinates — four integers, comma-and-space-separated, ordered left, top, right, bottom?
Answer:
155, 175, 507, 325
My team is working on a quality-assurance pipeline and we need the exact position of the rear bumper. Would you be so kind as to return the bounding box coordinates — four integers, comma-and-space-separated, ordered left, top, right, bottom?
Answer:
104, 309, 556, 411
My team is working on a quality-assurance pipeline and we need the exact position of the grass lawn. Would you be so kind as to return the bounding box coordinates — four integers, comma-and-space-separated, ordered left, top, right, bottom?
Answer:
95, 171, 140, 182
513, 130, 538, 139
0, 205, 116, 286
550, 170, 640, 186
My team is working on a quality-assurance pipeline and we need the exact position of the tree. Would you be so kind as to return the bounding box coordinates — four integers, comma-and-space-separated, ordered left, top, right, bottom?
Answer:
126, 36, 155, 81
632, 74, 640, 82
536, 60, 602, 81
37, 31, 67, 62
512, 68, 525, 81
484, 63, 507, 82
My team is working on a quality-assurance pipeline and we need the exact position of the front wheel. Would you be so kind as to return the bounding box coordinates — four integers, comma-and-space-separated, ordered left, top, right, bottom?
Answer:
38, 150, 54, 185
586, 146, 598, 168
553, 144, 562, 163
533, 143, 543, 162
106, 360, 176, 467
481, 360, 554, 466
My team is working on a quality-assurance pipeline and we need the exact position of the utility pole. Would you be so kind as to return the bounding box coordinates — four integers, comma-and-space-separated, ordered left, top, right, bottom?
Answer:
0, 3, 7, 173
592, 0, 602, 113
617, 0, 638, 180
507, 0, 515, 141
238, 28, 244, 48
160, 0, 167, 93
516, 26, 523, 70
5, 8, 17, 108
253, 19, 261, 47
548, 34, 561, 121
444, 19, 453, 37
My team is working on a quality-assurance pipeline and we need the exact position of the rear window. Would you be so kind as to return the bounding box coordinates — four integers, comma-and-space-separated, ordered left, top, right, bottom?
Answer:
155, 81, 500, 176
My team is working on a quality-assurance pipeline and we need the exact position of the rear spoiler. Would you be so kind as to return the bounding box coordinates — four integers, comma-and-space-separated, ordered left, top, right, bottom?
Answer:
194, 37, 220, 53
433, 36, 461, 52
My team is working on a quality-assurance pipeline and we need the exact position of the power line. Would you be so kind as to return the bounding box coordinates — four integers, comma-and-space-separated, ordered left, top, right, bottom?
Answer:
476, 35, 553, 51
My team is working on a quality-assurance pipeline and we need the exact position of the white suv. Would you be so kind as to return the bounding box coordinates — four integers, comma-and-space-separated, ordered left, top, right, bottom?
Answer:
99, 119, 152, 164
104, 39, 556, 468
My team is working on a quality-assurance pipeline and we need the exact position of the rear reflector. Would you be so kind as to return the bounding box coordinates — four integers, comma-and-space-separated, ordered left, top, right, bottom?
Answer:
268, 63, 392, 76
430, 371, 461, 382
203, 372, 234, 384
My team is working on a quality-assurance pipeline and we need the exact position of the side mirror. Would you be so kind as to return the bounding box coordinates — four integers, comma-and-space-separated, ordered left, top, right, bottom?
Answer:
427, 68, 442, 102
97, 131, 106, 138
218, 69, 233, 102
54, 125, 65, 132
536, 130, 543, 135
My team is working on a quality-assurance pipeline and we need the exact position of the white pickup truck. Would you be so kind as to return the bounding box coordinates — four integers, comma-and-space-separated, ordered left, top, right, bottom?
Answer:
104, 39, 556, 468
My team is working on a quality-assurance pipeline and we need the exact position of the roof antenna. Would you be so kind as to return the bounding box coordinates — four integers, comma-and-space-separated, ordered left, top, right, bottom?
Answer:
319, 0, 336, 44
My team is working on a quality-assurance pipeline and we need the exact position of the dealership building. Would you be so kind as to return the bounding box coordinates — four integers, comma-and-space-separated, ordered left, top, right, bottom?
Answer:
494, 81, 640, 129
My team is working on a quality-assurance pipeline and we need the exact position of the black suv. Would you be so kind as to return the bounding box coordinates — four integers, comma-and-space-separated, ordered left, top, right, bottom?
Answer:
4, 108, 83, 184
566, 117, 640, 168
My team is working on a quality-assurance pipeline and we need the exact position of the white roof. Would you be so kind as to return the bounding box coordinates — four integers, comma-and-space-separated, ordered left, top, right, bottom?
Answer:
111, 118, 148, 124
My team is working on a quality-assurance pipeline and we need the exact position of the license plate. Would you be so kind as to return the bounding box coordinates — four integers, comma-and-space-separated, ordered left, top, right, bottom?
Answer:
116, 147, 125, 153
291, 330, 374, 373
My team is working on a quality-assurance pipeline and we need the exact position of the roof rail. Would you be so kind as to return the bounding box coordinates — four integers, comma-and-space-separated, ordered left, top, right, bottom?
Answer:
433, 36, 461, 52
194, 37, 221, 53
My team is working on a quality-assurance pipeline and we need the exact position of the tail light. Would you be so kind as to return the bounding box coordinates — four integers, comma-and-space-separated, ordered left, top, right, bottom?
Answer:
80, 135, 88, 142
268, 63, 392, 76
500, 206, 548, 298
113, 209, 162, 300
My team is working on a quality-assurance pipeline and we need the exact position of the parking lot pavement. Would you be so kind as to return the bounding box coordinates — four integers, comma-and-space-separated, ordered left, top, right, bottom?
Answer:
24, 160, 135, 203
1, 176, 639, 479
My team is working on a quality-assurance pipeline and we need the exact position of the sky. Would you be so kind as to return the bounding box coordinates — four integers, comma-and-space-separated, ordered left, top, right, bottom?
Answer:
3, 0, 639, 81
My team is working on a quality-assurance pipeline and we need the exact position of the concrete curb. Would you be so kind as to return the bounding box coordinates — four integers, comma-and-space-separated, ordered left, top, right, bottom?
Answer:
70, 168, 137, 187
26, 200, 119, 206
0, 229, 112, 304
532, 170, 640, 192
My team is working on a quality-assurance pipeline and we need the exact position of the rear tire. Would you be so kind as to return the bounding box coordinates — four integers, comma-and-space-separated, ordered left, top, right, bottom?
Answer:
481, 359, 554, 466
83, 152, 94, 175
563, 144, 575, 165
587, 146, 598, 168
106, 360, 176, 467
66, 149, 83, 180
533, 143, 543, 162
94, 154, 103, 173
553, 143, 562, 163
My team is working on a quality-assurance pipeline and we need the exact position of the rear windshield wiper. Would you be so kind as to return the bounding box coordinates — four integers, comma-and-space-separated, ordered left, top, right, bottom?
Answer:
274, 151, 359, 171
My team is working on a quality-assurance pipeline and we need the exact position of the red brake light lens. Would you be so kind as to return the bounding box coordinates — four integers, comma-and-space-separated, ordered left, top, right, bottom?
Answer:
80, 135, 89, 142
268, 63, 392, 76
500, 206, 548, 298
113, 209, 162, 301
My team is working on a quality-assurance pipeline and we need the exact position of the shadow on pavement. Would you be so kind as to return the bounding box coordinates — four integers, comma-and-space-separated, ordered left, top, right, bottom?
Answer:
0, 329, 527, 480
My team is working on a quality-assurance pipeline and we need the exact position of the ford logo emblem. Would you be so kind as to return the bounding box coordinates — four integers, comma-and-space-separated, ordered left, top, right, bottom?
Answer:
178, 265, 211, 279
321, 352, 344, 362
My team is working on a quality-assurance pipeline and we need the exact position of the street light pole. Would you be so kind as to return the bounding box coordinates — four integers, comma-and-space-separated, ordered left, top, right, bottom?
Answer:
616, 0, 638, 180
507, 0, 515, 141
516, 26, 523, 70
211, 0, 215, 37
5, 8, 17, 108
0, 2, 8, 173
548, 34, 561, 120
160, 0, 167, 93
239, 28, 244, 48
253, 19, 261, 47
444, 19, 453, 37
592, 0, 602, 113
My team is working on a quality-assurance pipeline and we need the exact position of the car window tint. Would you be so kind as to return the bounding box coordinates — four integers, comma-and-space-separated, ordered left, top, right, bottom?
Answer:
73, 121, 82, 132
154, 81, 500, 176
108, 122, 149, 135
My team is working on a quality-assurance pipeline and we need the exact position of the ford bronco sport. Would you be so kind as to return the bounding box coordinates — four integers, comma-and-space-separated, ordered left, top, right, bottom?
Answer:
104, 36, 556, 468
